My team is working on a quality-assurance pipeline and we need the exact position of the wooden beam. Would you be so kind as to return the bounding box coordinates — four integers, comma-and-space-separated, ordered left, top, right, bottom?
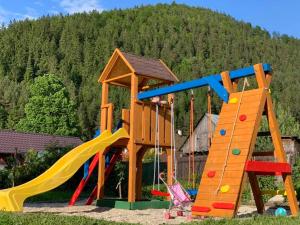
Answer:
257, 131, 271, 137
221, 71, 234, 93
254, 64, 269, 89
128, 73, 139, 203
252, 151, 274, 157
248, 172, 264, 214
104, 73, 132, 83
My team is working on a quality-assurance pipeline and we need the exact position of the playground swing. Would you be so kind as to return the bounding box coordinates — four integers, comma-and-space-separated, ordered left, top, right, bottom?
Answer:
151, 98, 169, 197
151, 96, 177, 197
186, 87, 213, 196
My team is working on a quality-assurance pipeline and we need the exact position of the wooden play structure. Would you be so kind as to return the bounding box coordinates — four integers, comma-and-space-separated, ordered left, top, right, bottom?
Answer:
138, 62, 299, 218
191, 66, 299, 217
97, 49, 178, 204
95, 48, 298, 217
0, 48, 297, 218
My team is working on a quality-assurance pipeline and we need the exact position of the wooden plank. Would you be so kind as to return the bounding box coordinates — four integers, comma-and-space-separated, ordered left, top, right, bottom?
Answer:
121, 109, 130, 134
213, 136, 252, 144
214, 122, 256, 133
211, 140, 253, 150
193, 210, 235, 218
201, 170, 245, 178
203, 162, 245, 171
135, 102, 143, 140
217, 113, 259, 125
159, 106, 165, 144
150, 104, 156, 143
209, 155, 248, 164
198, 185, 241, 194
143, 105, 151, 143
164, 108, 171, 145
221, 100, 262, 112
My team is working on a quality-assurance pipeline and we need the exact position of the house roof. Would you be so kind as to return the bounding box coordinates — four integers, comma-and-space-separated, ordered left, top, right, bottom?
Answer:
122, 52, 179, 82
98, 49, 179, 85
0, 130, 83, 154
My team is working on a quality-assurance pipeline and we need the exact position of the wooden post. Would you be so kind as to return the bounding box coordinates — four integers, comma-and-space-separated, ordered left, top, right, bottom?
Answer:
100, 82, 109, 132
166, 147, 173, 186
128, 73, 138, 202
98, 82, 109, 200
248, 172, 265, 214
136, 148, 146, 200
97, 154, 106, 199
221, 71, 234, 93
254, 63, 298, 216
265, 93, 299, 216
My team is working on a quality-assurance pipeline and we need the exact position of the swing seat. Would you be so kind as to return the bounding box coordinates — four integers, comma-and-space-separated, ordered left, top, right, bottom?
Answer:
151, 189, 170, 197
186, 189, 198, 196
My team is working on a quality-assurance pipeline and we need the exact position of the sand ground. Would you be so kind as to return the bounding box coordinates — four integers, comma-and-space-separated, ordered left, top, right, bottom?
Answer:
23, 201, 264, 224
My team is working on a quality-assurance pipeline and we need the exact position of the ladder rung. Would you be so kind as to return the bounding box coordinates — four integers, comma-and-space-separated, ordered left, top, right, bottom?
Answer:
252, 151, 274, 157
257, 131, 271, 137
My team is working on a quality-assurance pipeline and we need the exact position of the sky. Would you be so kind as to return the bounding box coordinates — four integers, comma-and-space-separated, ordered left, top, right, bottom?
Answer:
0, 0, 299, 38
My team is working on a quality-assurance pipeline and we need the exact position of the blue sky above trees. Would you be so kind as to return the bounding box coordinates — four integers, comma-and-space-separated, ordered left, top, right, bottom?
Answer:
0, 0, 299, 38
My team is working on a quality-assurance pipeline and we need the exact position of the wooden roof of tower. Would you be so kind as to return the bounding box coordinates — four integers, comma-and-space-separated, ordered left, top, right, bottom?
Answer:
98, 48, 179, 87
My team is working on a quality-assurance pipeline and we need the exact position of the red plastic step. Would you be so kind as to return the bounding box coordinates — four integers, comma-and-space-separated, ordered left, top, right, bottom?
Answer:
212, 202, 235, 210
191, 206, 211, 212
245, 161, 291, 175
151, 189, 170, 197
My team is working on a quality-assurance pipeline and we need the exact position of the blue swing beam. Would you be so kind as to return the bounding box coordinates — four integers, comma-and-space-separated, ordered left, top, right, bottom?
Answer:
138, 64, 271, 103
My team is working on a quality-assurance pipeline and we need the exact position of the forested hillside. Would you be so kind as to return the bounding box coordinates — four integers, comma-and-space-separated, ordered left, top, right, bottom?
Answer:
0, 3, 299, 139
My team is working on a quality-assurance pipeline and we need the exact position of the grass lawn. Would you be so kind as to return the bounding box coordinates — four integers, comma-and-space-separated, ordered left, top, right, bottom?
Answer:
1, 212, 300, 225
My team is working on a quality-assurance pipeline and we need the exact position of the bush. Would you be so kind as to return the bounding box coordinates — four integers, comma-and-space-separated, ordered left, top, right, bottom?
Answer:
0, 145, 73, 189
292, 157, 300, 199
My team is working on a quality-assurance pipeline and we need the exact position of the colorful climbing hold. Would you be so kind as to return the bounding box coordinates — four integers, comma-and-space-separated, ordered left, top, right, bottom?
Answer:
229, 97, 238, 104
220, 129, 226, 136
220, 185, 230, 193
239, 114, 247, 121
207, 171, 216, 178
232, 148, 241, 155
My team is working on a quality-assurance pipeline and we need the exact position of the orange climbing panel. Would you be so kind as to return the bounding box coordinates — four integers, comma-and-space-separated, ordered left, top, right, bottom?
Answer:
192, 88, 267, 218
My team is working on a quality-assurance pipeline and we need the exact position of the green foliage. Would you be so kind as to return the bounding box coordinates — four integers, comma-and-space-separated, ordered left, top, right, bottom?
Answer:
0, 104, 7, 128
256, 102, 300, 151
0, 4, 299, 138
0, 146, 71, 189
292, 158, 300, 198
16, 74, 79, 136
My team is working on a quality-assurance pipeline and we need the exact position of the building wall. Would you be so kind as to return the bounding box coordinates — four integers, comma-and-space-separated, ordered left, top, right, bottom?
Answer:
282, 138, 300, 165
181, 114, 217, 154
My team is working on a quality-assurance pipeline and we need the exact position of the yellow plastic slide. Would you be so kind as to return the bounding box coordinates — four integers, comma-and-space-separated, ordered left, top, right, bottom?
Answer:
0, 128, 129, 212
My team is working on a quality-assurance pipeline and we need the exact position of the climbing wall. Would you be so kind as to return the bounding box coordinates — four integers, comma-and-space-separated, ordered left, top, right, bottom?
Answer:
192, 88, 267, 218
